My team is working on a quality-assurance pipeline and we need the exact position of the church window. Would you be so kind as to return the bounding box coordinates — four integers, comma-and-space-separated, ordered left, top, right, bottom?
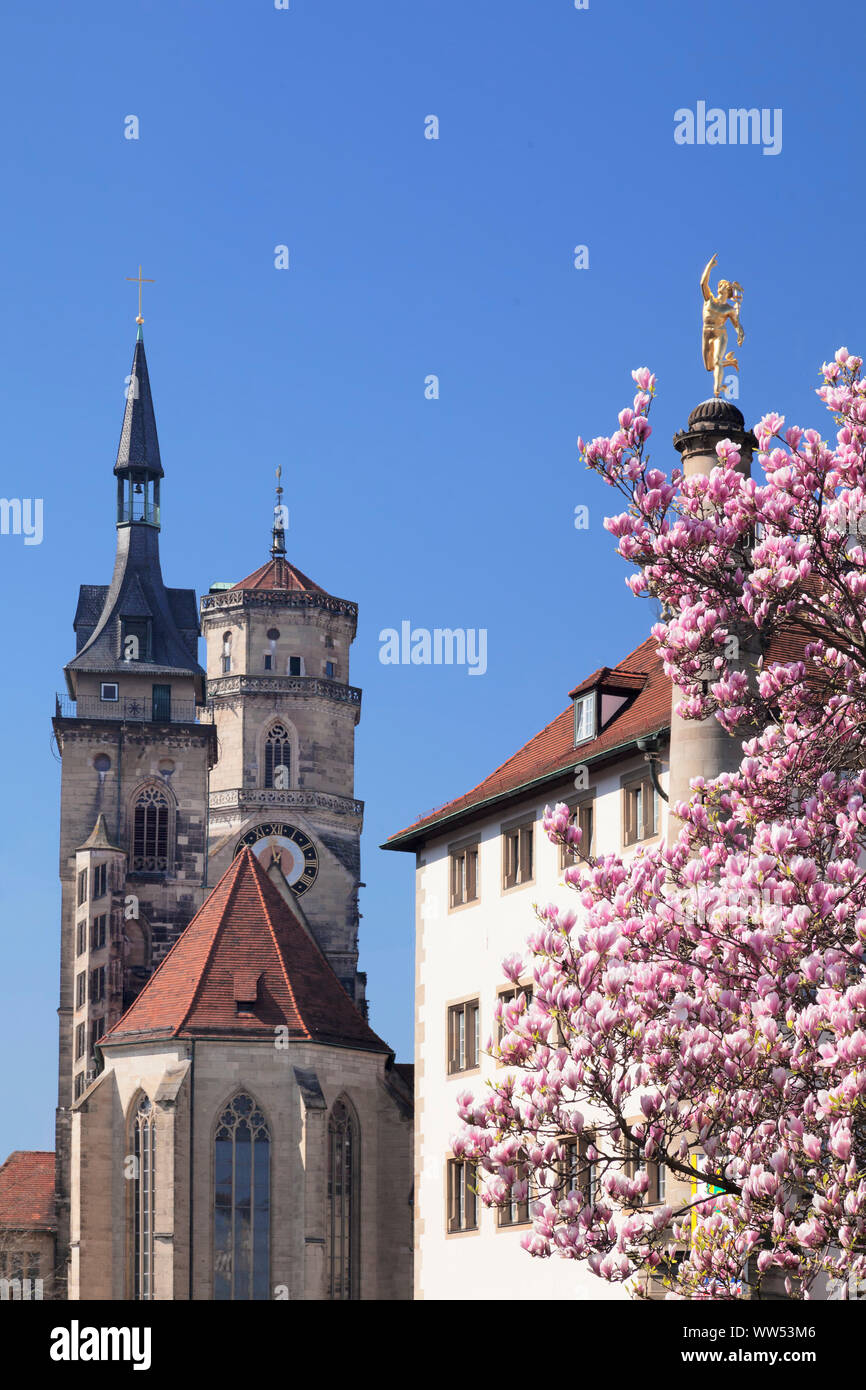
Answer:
263, 723, 291, 789
214, 1094, 270, 1301
131, 786, 170, 872
288, 655, 303, 676
327, 1098, 359, 1299
132, 1097, 156, 1300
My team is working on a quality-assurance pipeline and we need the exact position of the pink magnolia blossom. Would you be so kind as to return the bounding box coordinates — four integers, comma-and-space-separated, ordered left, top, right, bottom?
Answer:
455, 353, 866, 1300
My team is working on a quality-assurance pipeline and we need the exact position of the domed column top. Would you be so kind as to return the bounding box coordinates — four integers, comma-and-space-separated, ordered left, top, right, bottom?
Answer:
673, 397, 758, 480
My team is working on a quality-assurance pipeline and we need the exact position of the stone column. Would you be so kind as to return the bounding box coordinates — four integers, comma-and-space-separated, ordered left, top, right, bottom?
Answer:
667, 399, 760, 825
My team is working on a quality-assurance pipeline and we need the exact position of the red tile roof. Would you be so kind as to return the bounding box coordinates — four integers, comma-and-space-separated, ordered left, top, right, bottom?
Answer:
103, 848, 390, 1053
387, 635, 670, 847
385, 625, 810, 849
230, 557, 325, 594
0, 1151, 55, 1230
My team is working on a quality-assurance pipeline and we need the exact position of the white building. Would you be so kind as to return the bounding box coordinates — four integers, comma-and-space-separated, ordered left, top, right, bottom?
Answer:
385, 636, 673, 1300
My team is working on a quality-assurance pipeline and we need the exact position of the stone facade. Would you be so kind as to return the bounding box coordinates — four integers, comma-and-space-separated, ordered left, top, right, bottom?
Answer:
69, 1039, 412, 1301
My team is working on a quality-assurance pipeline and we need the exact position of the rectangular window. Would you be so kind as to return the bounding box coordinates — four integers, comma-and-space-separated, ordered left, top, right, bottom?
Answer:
100, 682, 119, 702
559, 1134, 598, 1204
502, 820, 534, 890
75, 972, 86, 1008
89, 966, 105, 1003
76, 920, 86, 956
325, 661, 336, 678
623, 775, 660, 847
447, 999, 480, 1074
263, 654, 273, 671
574, 692, 596, 745
89, 1017, 104, 1057
447, 1159, 478, 1233
90, 915, 107, 950
75, 1022, 86, 1061
221, 655, 231, 673
74, 1071, 85, 1099
449, 842, 479, 908
121, 618, 151, 662
151, 684, 171, 722
288, 656, 303, 676
624, 1141, 664, 1205
497, 1190, 530, 1228
77, 869, 88, 906
92, 863, 107, 898
559, 799, 594, 870
497, 984, 533, 1047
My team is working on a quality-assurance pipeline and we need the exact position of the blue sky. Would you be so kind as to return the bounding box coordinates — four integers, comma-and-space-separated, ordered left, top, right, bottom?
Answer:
0, 0, 863, 1157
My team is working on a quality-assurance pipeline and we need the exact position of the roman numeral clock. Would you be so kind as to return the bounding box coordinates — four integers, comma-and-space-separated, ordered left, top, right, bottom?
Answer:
234, 823, 320, 896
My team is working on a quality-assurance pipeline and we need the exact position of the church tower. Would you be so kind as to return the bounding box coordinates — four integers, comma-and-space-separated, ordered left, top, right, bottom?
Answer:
201, 490, 366, 1006
52, 329, 217, 1282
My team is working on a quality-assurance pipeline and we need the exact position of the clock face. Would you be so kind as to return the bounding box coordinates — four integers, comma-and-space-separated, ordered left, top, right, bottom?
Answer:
234, 822, 319, 896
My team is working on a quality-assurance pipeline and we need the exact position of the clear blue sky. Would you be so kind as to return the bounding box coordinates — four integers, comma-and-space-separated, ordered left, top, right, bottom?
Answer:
0, 0, 863, 1157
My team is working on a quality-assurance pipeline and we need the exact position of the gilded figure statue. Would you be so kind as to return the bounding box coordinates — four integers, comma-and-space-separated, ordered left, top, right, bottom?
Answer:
700, 254, 744, 398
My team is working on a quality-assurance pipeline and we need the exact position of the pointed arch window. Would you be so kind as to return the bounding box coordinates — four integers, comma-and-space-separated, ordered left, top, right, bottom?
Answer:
214, 1094, 271, 1301
132, 1097, 156, 1300
131, 785, 170, 871
263, 722, 291, 789
328, 1098, 360, 1300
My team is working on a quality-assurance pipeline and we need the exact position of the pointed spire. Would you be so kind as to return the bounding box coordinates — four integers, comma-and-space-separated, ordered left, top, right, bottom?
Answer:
271, 465, 286, 560
78, 813, 123, 853
114, 334, 163, 479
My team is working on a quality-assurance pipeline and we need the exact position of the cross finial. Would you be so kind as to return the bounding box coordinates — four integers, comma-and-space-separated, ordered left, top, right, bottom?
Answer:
125, 264, 155, 325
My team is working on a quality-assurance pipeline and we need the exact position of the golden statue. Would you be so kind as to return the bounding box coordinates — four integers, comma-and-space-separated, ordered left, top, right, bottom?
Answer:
700, 254, 744, 398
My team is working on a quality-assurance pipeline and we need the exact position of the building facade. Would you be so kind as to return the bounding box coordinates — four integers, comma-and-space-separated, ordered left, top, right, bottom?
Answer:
385, 399, 763, 1300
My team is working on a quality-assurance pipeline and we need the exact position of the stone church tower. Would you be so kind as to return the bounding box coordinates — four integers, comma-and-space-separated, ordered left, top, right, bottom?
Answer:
49, 327, 411, 1300
52, 329, 216, 1285
201, 504, 367, 1007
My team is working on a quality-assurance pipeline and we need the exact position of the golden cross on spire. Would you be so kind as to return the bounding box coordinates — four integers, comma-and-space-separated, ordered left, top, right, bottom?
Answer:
125, 264, 154, 325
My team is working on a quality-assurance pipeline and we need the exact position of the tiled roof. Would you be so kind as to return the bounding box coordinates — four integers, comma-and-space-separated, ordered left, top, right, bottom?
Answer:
385, 625, 810, 848
386, 635, 670, 846
230, 558, 325, 594
0, 1151, 55, 1230
103, 848, 390, 1054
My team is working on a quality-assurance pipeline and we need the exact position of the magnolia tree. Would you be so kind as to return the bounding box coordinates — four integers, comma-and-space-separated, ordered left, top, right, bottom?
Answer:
454, 352, 866, 1299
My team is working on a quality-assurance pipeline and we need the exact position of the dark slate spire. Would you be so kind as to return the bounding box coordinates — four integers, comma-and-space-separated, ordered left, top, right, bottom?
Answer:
114, 330, 163, 479
64, 332, 205, 700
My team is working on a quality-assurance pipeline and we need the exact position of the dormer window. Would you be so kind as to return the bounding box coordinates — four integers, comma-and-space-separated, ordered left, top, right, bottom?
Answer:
121, 618, 151, 663
574, 692, 596, 746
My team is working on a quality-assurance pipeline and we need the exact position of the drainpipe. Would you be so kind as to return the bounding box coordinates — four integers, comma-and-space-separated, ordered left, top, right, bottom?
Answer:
636, 735, 669, 803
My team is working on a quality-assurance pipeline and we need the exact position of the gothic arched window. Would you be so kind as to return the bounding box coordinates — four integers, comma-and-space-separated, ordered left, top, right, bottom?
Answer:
131, 786, 170, 871
132, 1096, 156, 1300
327, 1098, 359, 1300
263, 722, 291, 789
214, 1094, 271, 1301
